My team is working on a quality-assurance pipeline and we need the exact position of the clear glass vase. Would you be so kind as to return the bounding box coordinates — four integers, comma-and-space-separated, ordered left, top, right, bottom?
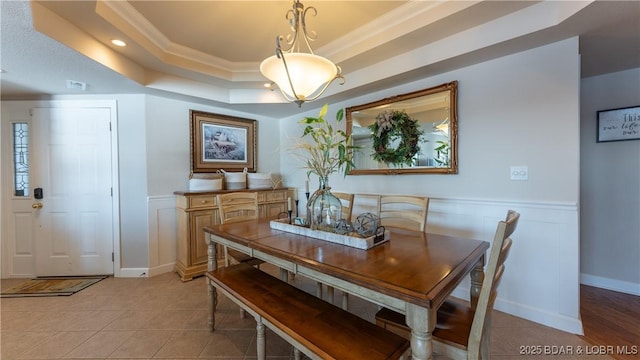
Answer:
307, 176, 342, 232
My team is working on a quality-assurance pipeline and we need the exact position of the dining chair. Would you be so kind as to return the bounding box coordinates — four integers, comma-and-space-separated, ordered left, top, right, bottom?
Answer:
318, 191, 355, 309
378, 195, 429, 232
216, 192, 264, 268
217, 192, 266, 318
332, 191, 355, 222
351, 193, 381, 217
375, 209, 520, 360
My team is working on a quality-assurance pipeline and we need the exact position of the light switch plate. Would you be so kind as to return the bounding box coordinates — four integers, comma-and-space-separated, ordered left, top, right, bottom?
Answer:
510, 166, 528, 181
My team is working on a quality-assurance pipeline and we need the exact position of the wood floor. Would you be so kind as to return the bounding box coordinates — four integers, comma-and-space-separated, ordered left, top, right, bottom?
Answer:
580, 285, 640, 360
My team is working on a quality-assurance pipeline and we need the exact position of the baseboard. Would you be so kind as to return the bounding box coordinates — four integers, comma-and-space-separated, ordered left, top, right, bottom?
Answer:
148, 263, 176, 278
497, 298, 584, 335
118, 268, 149, 278
451, 287, 584, 335
580, 273, 640, 296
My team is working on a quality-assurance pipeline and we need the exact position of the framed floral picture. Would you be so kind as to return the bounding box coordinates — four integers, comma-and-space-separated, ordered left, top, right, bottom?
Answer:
190, 110, 256, 173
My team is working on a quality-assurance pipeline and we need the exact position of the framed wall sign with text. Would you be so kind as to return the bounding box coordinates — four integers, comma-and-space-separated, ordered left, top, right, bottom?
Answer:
597, 106, 640, 143
190, 110, 256, 173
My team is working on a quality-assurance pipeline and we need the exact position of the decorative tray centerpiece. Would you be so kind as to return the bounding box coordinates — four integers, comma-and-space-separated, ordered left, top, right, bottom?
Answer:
269, 218, 390, 250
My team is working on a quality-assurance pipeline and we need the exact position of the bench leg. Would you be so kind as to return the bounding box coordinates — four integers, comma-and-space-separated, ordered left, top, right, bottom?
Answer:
327, 286, 335, 303
316, 282, 323, 299
208, 282, 218, 331
293, 348, 301, 360
207, 234, 219, 332
256, 319, 266, 360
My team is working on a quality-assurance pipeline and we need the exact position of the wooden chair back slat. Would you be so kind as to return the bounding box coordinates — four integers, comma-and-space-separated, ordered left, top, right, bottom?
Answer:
216, 192, 263, 269
467, 210, 519, 359
332, 192, 355, 222
217, 192, 259, 224
378, 195, 429, 232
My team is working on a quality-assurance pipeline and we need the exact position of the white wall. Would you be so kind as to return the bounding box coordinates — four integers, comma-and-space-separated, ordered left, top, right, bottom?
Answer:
111, 95, 148, 270
281, 38, 583, 334
580, 67, 640, 295
143, 96, 281, 196
282, 39, 580, 203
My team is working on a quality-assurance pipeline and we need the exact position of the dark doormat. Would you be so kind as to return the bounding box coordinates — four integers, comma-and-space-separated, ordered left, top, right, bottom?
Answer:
1, 275, 109, 298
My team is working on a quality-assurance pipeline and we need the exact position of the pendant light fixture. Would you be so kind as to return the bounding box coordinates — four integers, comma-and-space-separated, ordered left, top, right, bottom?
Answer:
260, 0, 344, 107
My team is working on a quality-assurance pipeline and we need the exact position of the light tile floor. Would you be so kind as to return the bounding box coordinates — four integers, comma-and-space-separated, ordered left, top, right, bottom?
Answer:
1, 264, 610, 360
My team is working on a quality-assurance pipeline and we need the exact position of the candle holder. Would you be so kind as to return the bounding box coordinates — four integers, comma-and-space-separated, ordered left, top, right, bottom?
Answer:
295, 200, 299, 218
288, 210, 293, 224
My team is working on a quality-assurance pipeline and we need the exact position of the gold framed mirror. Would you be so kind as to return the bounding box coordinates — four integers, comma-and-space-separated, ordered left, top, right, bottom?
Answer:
346, 81, 458, 175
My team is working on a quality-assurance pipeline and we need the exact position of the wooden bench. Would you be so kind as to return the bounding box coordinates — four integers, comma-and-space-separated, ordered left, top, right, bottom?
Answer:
206, 263, 410, 360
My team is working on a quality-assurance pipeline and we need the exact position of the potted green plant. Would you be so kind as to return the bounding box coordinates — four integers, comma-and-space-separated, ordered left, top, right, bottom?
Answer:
291, 104, 359, 230
294, 104, 358, 179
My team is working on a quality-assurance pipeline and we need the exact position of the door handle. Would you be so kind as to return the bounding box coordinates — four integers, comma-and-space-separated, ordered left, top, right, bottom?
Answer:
32, 202, 43, 209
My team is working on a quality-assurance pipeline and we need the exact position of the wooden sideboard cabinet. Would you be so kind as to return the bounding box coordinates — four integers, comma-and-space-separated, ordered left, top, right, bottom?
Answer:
174, 187, 292, 281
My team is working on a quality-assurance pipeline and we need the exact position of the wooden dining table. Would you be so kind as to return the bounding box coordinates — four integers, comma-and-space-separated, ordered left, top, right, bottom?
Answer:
203, 219, 489, 360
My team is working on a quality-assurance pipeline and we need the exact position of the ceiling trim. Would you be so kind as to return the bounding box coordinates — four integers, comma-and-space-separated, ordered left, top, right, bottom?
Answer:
322, 0, 481, 63
28, 0, 598, 106
96, 0, 248, 80
30, 1, 147, 84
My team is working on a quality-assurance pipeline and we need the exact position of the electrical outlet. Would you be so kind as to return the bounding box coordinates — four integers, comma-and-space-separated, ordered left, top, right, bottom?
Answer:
510, 166, 528, 181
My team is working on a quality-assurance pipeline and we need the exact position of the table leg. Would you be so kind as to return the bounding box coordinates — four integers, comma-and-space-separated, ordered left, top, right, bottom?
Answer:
256, 319, 266, 360
470, 256, 485, 310
208, 283, 218, 331
207, 235, 218, 331
207, 234, 218, 272
405, 303, 436, 360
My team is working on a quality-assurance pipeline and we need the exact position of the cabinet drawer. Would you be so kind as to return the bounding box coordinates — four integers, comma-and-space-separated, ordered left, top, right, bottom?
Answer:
188, 195, 217, 209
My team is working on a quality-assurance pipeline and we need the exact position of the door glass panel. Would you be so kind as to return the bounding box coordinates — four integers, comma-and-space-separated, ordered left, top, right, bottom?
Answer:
13, 122, 29, 197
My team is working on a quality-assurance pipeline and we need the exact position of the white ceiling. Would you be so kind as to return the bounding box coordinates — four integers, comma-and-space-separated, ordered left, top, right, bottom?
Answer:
1, 0, 639, 118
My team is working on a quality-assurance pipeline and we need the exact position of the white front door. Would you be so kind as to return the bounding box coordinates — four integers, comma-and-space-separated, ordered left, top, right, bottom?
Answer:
31, 107, 114, 276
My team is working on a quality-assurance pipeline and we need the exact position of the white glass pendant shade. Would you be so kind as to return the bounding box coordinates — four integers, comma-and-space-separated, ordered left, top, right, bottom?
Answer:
260, 52, 338, 100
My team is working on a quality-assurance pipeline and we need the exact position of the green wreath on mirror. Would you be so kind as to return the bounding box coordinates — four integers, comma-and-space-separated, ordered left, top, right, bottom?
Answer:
368, 110, 424, 167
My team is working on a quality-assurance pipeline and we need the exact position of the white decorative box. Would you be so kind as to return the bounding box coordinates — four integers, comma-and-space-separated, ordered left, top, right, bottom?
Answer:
269, 219, 390, 250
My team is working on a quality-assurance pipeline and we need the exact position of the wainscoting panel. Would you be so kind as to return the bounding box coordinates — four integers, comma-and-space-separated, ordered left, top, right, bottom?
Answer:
147, 196, 178, 277
427, 197, 582, 334
145, 194, 582, 334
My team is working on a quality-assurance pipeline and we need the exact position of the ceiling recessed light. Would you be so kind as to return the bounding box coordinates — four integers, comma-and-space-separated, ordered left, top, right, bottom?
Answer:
111, 39, 126, 47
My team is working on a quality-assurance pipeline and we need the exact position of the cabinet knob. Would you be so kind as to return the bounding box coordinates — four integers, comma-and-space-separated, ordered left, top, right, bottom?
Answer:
201, 200, 206, 204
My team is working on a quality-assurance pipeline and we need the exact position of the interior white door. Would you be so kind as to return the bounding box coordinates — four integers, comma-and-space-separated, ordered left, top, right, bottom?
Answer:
32, 107, 114, 276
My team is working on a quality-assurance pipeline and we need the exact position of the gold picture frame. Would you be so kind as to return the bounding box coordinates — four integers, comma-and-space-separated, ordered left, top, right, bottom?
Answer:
345, 81, 458, 175
190, 110, 256, 173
